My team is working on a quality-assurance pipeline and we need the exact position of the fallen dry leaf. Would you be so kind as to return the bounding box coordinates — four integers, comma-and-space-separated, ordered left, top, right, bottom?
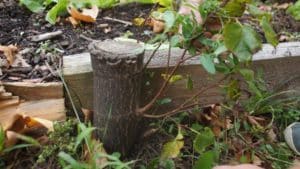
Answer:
133, 17, 145, 26
0, 45, 18, 66
67, 5, 99, 23
66, 16, 79, 27
3, 114, 53, 149
150, 18, 165, 33
273, 3, 290, 10
82, 108, 93, 123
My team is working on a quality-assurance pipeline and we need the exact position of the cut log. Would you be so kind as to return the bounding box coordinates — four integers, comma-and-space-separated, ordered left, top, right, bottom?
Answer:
2, 82, 63, 100
63, 42, 300, 114
0, 99, 66, 129
89, 40, 144, 155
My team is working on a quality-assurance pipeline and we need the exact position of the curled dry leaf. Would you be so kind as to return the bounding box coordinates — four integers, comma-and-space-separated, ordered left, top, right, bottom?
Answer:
66, 16, 79, 27
81, 108, 93, 123
67, 5, 99, 23
146, 18, 165, 33
0, 45, 18, 66
3, 114, 53, 148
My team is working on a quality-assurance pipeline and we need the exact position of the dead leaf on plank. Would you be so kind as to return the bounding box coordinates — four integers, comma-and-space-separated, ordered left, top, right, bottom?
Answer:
0, 45, 18, 66
3, 114, 53, 148
67, 5, 99, 23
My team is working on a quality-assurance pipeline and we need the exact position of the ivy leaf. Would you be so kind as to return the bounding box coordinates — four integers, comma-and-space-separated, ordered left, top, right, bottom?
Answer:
20, 0, 45, 13
193, 127, 214, 153
192, 150, 216, 169
46, 0, 69, 24
223, 22, 262, 61
260, 16, 278, 46
287, 0, 300, 20
200, 53, 216, 74
160, 128, 184, 160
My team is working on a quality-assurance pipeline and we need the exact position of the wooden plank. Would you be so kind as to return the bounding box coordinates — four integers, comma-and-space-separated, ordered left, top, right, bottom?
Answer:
0, 92, 13, 100
0, 86, 5, 93
0, 96, 19, 109
0, 99, 66, 128
63, 42, 300, 112
2, 82, 63, 100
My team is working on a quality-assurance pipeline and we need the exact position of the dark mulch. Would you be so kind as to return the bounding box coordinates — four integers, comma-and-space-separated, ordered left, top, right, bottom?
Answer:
0, 1, 153, 82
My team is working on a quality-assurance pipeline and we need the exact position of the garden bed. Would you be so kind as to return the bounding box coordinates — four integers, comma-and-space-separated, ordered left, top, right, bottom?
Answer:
1, 0, 300, 169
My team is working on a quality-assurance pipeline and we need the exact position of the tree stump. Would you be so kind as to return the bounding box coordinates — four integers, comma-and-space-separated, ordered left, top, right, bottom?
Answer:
89, 40, 144, 155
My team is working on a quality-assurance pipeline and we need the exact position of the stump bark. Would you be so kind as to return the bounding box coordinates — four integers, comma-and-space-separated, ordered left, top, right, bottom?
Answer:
89, 40, 144, 155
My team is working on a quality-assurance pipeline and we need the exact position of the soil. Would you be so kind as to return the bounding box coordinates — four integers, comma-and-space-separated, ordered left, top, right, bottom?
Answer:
0, 1, 153, 82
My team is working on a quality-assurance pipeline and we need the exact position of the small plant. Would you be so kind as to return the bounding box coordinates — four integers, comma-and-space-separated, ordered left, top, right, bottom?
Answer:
37, 119, 78, 163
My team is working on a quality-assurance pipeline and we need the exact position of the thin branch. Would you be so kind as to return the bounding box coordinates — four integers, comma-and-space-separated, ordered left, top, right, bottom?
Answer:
137, 49, 188, 114
165, 42, 172, 74
142, 75, 228, 118
142, 103, 199, 118
142, 42, 162, 71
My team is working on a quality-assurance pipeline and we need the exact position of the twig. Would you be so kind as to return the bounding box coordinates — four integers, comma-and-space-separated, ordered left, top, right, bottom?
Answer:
103, 16, 132, 26
142, 75, 228, 118
142, 42, 162, 71
143, 103, 200, 118
165, 43, 171, 74
137, 49, 187, 114
30, 30, 63, 42
79, 34, 97, 42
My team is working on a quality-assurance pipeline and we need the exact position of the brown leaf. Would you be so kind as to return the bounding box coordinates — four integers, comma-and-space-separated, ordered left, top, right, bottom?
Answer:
24, 116, 53, 131
67, 5, 99, 23
0, 45, 18, 66
151, 18, 165, 33
66, 16, 79, 27
82, 108, 93, 123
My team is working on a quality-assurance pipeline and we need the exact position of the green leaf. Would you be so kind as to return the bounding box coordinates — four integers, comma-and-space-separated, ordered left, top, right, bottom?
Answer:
96, 0, 119, 9
200, 54, 216, 74
260, 16, 278, 46
181, 16, 194, 40
154, 0, 172, 7
193, 127, 214, 153
58, 152, 89, 169
46, 0, 68, 24
163, 11, 176, 31
20, 0, 45, 13
239, 68, 254, 81
192, 150, 216, 169
287, 0, 300, 20
75, 124, 96, 150
186, 75, 193, 90
156, 98, 172, 105
223, 0, 251, 17
223, 22, 262, 61
0, 126, 5, 152
160, 159, 175, 169
160, 128, 184, 160
248, 4, 271, 20
170, 35, 181, 47
161, 74, 184, 83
